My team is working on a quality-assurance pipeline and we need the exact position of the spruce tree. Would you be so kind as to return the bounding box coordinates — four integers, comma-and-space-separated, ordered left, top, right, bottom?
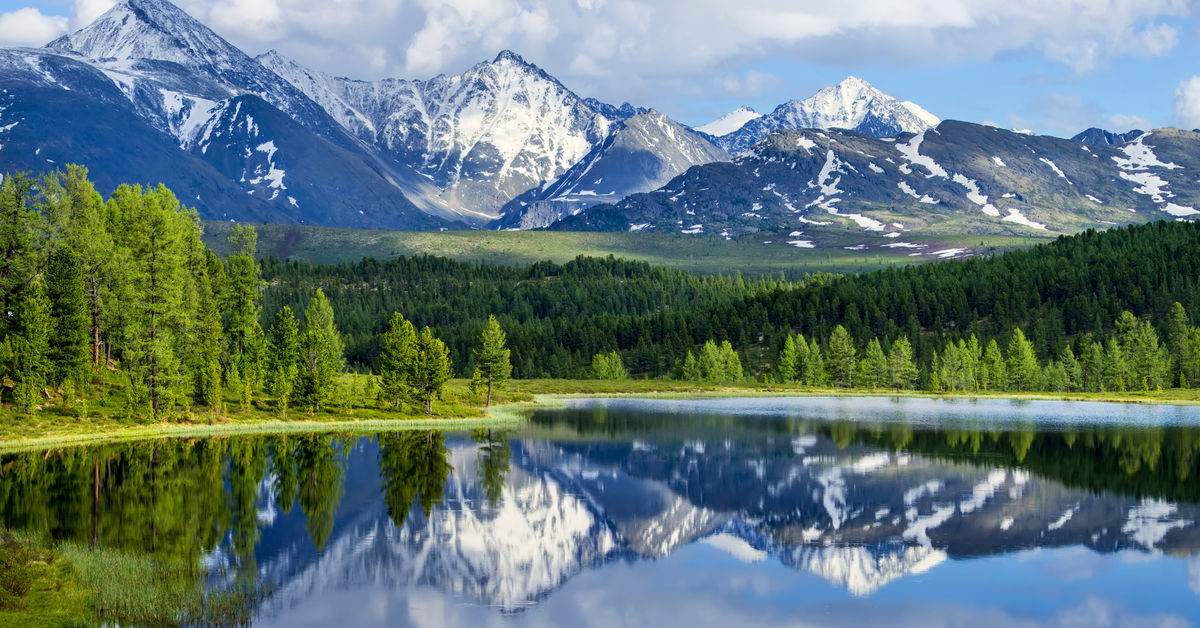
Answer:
804, 338, 825, 387
12, 280, 51, 415
412, 327, 452, 414
304, 288, 344, 371
1059, 346, 1081, 392
858, 337, 888, 389
0, 173, 39, 339
379, 312, 417, 409
777, 334, 799, 383
1006, 328, 1039, 392
471, 315, 511, 406
295, 329, 336, 413
266, 306, 300, 418
45, 245, 89, 386
888, 336, 918, 390
826, 325, 857, 388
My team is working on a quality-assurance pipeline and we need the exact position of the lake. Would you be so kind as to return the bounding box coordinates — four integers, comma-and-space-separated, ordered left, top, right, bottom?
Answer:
3, 396, 1199, 626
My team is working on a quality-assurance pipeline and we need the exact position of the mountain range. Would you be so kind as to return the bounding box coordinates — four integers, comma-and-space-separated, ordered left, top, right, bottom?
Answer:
231, 427, 1200, 618
0, 0, 1194, 246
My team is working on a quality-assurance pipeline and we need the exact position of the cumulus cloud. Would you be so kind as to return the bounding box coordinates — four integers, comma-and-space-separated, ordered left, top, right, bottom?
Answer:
71, 0, 117, 30
1173, 76, 1200, 129
0, 8, 68, 46
26, 0, 1194, 119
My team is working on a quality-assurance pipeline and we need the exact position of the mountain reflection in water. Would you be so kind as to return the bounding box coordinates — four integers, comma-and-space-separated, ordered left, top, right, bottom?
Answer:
1, 397, 1199, 626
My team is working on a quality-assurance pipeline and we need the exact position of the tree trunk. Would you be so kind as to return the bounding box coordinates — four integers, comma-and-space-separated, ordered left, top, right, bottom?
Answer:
486, 378, 493, 407
426, 395, 432, 415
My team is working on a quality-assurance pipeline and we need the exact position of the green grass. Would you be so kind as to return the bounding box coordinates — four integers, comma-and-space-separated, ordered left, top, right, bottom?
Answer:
0, 530, 91, 628
57, 543, 256, 627
201, 222, 1049, 276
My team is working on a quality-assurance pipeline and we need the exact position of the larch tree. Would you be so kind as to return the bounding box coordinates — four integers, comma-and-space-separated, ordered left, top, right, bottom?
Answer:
777, 334, 799, 383
45, 245, 89, 387
471, 315, 512, 407
888, 336, 918, 390
266, 306, 300, 418
826, 325, 857, 388
857, 337, 888, 389
12, 280, 51, 416
412, 326, 452, 414
379, 312, 417, 410
1006, 328, 1039, 393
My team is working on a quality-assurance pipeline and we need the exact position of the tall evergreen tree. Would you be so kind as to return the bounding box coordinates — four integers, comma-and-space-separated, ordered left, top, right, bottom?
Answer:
471, 315, 512, 407
858, 337, 888, 389
45, 245, 89, 386
12, 280, 51, 415
0, 173, 39, 339
379, 312, 417, 410
1006, 328, 1039, 392
266, 306, 300, 418
777, 334, 799, 383
294, 328, 336, 413
412, 327, 452, 414
303, 288, 344, 372
888, 336, 918, 390
826, 325, 857, 388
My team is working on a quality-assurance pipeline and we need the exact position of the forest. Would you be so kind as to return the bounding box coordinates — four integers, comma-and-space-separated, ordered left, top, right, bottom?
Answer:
3, 167, 1200, 425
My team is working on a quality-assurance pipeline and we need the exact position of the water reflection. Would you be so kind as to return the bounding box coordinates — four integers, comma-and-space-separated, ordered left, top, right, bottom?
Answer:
1, 397, 1199, 626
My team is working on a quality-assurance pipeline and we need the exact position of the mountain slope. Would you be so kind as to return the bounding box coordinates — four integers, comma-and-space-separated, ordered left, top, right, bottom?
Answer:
261, 50, 633, 221
695, 106, 762, 136
1072, 127, 1145, 145
0, 0, 450, 229
552, 122, 1200, 251
494, 110, 729, 229
717, 77, 939, 154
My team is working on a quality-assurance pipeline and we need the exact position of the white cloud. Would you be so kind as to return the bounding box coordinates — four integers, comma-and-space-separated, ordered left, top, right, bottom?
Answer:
21, 0, 1194, 123
0, 8, 67, 46
1173, 76, 1200, 129
71, 0, 116, 31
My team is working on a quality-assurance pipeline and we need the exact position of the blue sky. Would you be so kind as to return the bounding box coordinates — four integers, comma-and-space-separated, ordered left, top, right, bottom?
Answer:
3, 0, 1199, 138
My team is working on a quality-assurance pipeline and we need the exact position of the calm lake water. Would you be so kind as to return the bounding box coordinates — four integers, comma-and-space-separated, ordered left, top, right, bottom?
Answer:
4, 396, 1200, 627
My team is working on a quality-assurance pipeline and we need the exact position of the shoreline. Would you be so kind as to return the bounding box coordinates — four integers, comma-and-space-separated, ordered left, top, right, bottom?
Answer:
2, 385, 1199, 454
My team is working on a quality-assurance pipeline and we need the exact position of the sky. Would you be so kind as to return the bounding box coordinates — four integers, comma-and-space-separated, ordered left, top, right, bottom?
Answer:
2, 0, 1200, 138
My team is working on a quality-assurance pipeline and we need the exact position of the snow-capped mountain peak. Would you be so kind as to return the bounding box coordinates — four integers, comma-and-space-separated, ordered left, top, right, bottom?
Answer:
695, 106, 762, 137
717, 76, 939, 154
46, 0, 246, 72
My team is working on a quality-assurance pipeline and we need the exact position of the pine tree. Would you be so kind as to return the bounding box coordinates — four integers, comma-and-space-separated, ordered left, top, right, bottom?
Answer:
295, 328, 336, 413
777, 334, 799, 383
303, 288, 344, 373
379, 312, 417, 410
227, 225, 265, 399
857, 337, 888, 389
193, 273, 224, 412
45, 245, 89, 386
827, 325, 857, 388
412, 327, 452, 414
888, 336, 918, 390
1059, 346, 1081, 392
1102, 337, 1128, 392
981, 339, 1006, 391
266, 306, 300, 418
1167, 302, 1189, 383
0, 173, 38, 341
1006, 328, 1039, 392
804, 338, 825, 387
109, 185, 192, 416
471, 315, 511, 407
12, 280, 51, 416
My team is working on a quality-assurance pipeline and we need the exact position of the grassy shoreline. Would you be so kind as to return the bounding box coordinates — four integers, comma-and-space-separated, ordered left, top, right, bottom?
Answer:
3, 379, 1199, 454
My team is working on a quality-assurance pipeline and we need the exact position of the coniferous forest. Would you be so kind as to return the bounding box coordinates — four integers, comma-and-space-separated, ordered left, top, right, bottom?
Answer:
3, 168, 1200, 423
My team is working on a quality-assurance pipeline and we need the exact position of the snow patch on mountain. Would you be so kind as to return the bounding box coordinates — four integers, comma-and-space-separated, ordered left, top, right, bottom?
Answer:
695, 106, 761, 136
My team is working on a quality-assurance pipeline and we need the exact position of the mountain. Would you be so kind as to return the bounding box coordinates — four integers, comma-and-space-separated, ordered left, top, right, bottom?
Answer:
0, 0, 449, 229
551, 122, 1200, 252
1072, 127, 1145, 145
493, 110, 729, 229
716, 77, 939, 154
235, 427, 1200, 616
695, 106, 762, 136
260, 49, 638, 222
